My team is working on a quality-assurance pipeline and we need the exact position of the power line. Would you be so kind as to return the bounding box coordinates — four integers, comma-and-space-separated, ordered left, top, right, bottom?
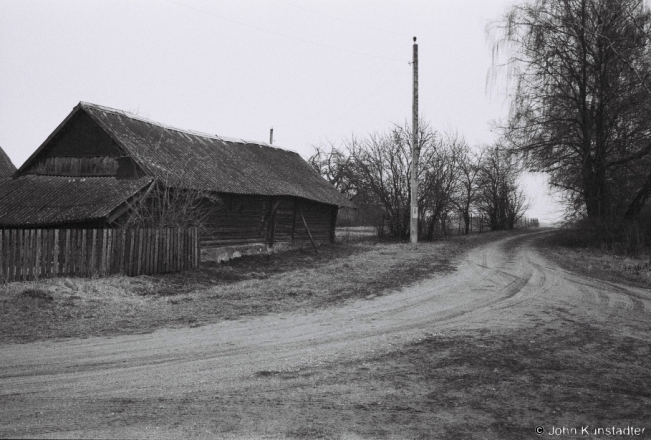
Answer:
274, 0, 410, 38
296, 47, 409, 124
165, 0, 408, 62
316, 63, 410, 133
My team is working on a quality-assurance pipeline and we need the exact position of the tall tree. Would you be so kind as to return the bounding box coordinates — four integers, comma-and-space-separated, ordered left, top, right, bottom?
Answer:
490, 0, 651, 222
452, 140, 483, 235
476, 145, 528, 230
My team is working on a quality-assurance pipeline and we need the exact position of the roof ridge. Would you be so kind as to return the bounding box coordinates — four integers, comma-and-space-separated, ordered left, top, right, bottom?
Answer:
79, 101, 299, 155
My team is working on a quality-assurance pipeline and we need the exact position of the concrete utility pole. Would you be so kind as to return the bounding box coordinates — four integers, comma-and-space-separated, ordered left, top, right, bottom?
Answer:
410, 36, 419, 244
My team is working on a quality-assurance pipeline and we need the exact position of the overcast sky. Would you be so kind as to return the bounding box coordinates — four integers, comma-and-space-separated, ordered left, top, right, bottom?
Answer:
0, 0, 564, 223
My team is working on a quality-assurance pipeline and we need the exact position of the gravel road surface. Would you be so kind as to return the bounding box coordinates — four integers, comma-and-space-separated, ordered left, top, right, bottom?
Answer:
1, 231, 649, 438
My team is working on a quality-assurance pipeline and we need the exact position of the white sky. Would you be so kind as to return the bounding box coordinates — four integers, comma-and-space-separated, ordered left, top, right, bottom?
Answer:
0, 0, 564, 223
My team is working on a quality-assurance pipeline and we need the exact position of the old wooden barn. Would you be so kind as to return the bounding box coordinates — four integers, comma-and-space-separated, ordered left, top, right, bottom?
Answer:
0, 102, 353, 251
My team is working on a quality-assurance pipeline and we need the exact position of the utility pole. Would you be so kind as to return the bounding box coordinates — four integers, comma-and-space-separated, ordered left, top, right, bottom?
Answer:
270, 127, 274, 145
410, 36, 419, 244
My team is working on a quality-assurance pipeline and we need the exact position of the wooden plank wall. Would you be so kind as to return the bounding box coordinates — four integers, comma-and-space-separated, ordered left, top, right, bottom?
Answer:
292, 201, 335, 244
26, 156, 118, 176
0, 227, 198, 282
200, 196, 337, 248
201, 196, 267, 246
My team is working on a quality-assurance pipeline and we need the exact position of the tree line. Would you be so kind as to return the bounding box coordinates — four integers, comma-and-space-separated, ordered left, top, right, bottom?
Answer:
309, 121, 531, 239
489, 0, 651, 251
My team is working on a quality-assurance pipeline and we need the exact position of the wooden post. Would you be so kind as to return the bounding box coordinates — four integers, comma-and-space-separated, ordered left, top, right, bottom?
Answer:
27, 230, 34, 279
63, 229, 71, 276
0, 229, 4, 281
137, 228, 144, 275
195, 227, 200, 269
410, 36, 419, 244
291, 199, 298, 242
297, 206, 318, 254
164, 228, 170, 272
14, 229, 20, 280
120, 229, 127, 274
266, 199, 280, 249
154, 228, 160, 273
52, 229, 59, 276
79, 230, 86, 276
10, 230, 16, 280
88, 229, 96, 274
176, 228, 181, 272
35, 229, 42, 278
128, 229, 136, 276
329, 206, 338, 243
15, 230, 21, 279
0, 229, 5, 281
107, 229, 114, 274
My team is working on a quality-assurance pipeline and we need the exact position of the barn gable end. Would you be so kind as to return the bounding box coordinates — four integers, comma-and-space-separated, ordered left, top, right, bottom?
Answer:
20, 110, 126, 177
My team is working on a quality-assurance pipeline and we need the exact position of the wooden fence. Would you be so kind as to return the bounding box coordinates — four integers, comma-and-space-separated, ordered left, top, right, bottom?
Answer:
0, 227, 199, 281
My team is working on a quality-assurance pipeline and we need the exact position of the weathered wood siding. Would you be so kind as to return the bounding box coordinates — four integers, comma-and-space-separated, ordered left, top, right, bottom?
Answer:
201, 195, 268, 246
0, 227, 198, 281
26, 156, 118, 176
23, 110, 123, 177
293, 200, 336, 244
200, 195, 336, 247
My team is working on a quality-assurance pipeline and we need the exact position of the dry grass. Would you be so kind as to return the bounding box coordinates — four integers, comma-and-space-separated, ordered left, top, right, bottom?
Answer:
0, 229, 540, 345
0, 232, 499, 344
34, 312, 649, 439
536, 230, 651, 288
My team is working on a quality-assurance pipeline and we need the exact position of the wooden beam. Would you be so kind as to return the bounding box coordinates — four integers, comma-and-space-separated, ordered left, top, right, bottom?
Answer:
329, 205, 338, 243
109, 179, 157, 225
297, 206, 318, 254
291, 199, 298, 241
266, 198, 280, 248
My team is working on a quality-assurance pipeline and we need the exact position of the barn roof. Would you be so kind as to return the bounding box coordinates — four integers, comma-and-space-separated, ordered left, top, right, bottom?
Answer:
0, 175, 152, 227
0, 146, 16, 177
20, 102, 352, 207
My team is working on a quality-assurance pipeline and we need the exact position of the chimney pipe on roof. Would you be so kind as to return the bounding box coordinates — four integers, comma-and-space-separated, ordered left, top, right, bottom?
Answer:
270, 127, 274, 145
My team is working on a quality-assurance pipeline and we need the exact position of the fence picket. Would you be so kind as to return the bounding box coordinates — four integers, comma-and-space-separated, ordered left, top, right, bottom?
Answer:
106, 229, 113, 274
34, 230, 42, 278
43, 230, 50, 277
0, 229, 4, 281
10, 230, 16, 280
18, 230, 24, 279
119, 229, 126, 274
0, 227, 199, 281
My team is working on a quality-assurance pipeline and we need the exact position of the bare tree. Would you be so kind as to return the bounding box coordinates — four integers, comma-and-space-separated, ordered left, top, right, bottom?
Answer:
450, 139, 483, 235
476, 145, 528, 230
310, 124, 530, 239
121, 178, 224, 230
489, 0, 651, 223
308, 141, 356, 198
419, 132, 464, 239
118, 127, 225, 231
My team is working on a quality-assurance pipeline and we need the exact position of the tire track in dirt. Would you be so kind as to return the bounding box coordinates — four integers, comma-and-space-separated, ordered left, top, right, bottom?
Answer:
2, 230, 644, 438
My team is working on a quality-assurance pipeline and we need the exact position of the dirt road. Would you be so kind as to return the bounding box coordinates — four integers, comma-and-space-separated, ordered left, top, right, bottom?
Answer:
1, 232, 650, 438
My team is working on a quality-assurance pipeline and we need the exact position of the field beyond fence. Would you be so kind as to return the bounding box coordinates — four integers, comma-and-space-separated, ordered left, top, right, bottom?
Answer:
0, 227, 199, 282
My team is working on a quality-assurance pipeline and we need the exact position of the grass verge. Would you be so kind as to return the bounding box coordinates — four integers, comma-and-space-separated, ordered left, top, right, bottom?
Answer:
0, 230, 531, 345
536, 229, 651, 289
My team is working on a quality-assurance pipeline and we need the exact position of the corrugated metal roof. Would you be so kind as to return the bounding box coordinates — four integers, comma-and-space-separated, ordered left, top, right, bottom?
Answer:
78, 102, 353, 208
0, 146, 16, 177
0, 175, 152, 226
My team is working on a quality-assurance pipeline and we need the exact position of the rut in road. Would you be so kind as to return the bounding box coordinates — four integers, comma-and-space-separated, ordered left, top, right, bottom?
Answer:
1, 231, 650, 438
